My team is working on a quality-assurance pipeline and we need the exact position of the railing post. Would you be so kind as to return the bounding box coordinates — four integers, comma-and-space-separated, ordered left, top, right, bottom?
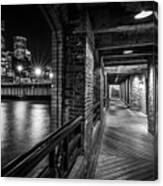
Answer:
49, 152, 55, 177
63, 136, 69, 171
80, 117, 85, 154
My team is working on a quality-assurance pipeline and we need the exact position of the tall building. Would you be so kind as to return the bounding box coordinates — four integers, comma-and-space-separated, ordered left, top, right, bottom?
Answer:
13, 36, 27, 60
1, 20, 5, 51
1, 20, 8, 81
13, 36, 32, 82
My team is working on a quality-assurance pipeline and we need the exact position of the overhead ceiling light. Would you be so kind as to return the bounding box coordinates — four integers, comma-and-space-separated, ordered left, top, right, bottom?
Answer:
123, 50, 133, 55
134, 10, 153, 20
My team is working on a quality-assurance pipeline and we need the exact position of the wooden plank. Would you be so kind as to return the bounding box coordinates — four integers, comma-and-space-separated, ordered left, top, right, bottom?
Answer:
102, 53, 154, 60
98, 42, 156, 51
94, 23, 157, 34
103, 59, 147, 66
95, 100, 155, 180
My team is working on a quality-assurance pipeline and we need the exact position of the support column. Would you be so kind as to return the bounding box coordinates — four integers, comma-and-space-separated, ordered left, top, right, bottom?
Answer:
51, 30, 64, 131
107, 77, 110, 109
147, 58, 157, 134
104, 73, 108, 107
147, 57, 158, 179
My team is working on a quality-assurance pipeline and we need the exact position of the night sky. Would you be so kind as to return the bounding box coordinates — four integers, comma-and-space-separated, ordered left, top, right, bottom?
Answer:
1, 5, 51, 66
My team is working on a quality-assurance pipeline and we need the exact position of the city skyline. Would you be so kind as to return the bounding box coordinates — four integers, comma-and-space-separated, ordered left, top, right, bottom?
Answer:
1, 5, 51, 66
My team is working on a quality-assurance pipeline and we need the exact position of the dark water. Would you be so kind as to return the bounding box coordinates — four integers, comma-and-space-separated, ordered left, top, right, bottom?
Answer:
1, 100, 50, 167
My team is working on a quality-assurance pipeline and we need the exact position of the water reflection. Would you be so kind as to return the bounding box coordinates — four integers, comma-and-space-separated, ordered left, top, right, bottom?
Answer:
1, 100, 50, 167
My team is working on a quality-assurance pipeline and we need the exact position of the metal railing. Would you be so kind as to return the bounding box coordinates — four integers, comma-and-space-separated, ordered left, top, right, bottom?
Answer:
2, 116, 83, 178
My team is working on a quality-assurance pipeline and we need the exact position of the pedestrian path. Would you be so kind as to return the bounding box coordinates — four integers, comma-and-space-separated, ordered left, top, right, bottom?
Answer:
95, 99, 155, 180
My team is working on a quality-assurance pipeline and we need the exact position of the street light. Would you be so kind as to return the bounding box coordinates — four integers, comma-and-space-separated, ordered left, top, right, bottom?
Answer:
49, 72, 54, 79
123, 50, 133, 55
134, 10, 153, 20
17, 65, 23, 72
34, 67, 42, 77
17, 65, 23, 84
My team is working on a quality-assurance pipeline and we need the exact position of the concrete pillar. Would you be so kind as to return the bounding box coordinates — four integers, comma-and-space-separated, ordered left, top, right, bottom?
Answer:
107, 81, 110, 109
147, 59, 157, 134
104, 73, 108, 107
147, 58, 158, 179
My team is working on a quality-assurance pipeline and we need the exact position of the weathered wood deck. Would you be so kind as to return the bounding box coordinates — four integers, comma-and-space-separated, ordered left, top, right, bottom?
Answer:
95, 99, 155, 180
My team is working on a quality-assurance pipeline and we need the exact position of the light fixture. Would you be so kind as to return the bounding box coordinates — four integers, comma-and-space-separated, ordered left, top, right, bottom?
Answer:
123, 50, 133, 55
17, 65, 23, 72
34, 67, 42, 77
49, 72, 54, 79
134, 10, 153, 20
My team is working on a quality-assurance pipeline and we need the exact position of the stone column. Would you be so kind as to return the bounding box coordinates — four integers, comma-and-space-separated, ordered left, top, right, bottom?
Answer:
104, 73, 108, 107
147, 58, 157, 134
147, 57, 158, 179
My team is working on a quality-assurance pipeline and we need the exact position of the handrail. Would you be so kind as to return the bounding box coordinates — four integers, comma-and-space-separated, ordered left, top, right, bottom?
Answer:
2, 115, 83, 177
1, 83, 51, 86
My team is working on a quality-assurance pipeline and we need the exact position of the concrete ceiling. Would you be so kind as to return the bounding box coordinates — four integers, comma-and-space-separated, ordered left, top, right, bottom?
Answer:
86, 2, 157, 84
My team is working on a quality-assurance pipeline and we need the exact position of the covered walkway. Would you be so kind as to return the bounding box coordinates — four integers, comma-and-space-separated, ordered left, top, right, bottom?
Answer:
1, 2, 158, 180
95, 99, 154, 180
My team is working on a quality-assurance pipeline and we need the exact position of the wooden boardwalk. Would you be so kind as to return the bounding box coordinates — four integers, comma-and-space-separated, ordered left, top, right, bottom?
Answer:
95, 99, 155, 180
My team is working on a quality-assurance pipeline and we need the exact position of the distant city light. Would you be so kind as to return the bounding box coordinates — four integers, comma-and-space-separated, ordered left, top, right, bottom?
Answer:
134, 10, 153, 20
49, 72, 54, 79
123, 50, 133, 55
17, 65, 23, 72
34, 67, 42, 77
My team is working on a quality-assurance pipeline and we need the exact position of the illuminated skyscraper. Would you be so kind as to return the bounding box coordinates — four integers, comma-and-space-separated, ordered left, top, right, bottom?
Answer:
13, 36, 27, 60
1, 20, 5, 51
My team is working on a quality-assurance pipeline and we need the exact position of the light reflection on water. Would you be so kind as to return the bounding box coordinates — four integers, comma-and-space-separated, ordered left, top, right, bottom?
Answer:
1, 100, 50, 167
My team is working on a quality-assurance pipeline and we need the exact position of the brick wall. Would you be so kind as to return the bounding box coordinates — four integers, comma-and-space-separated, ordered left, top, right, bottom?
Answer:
120, 73, 147, 114
129, 73, 146, 114
50, 31, 64, 131
50, 9, 103, 178
63, 33, 86, 122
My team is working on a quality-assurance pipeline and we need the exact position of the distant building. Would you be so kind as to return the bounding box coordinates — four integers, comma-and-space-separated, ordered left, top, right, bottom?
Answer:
1, 51, 15, 83
1, 27, 33, 83
13, 36, 33, 82
1, 20, 5, 51
1, 20, 9, 82
13, 36, 27, 60
25, 49, 32, 62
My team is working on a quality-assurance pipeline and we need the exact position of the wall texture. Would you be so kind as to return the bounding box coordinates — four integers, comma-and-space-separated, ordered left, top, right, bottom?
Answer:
120, 72, 147, 114
129, 73, 146, 114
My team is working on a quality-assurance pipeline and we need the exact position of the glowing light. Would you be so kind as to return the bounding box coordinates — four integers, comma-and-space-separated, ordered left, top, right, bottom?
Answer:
134, 10, 153, 20
34, 67, 42, 77
49, 72, 54, 79
17, 65, 23, 72
123, 50, 133, 55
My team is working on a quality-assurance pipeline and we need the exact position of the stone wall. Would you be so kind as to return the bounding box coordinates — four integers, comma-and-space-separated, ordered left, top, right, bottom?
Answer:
120, 73, 147, 114
129, 73, 146, 114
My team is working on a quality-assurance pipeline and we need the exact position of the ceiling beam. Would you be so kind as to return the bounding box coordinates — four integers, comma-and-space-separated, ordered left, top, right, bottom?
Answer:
98, 42, 156, 51
94, 22, 157, 34
95, 25, 157, 48
106, 69, 146, 75
102, 53, 156, 62
103, 59, 148, 66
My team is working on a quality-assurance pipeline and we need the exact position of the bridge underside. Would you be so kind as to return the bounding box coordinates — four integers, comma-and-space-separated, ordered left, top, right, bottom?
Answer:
2, 2, 158, 180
